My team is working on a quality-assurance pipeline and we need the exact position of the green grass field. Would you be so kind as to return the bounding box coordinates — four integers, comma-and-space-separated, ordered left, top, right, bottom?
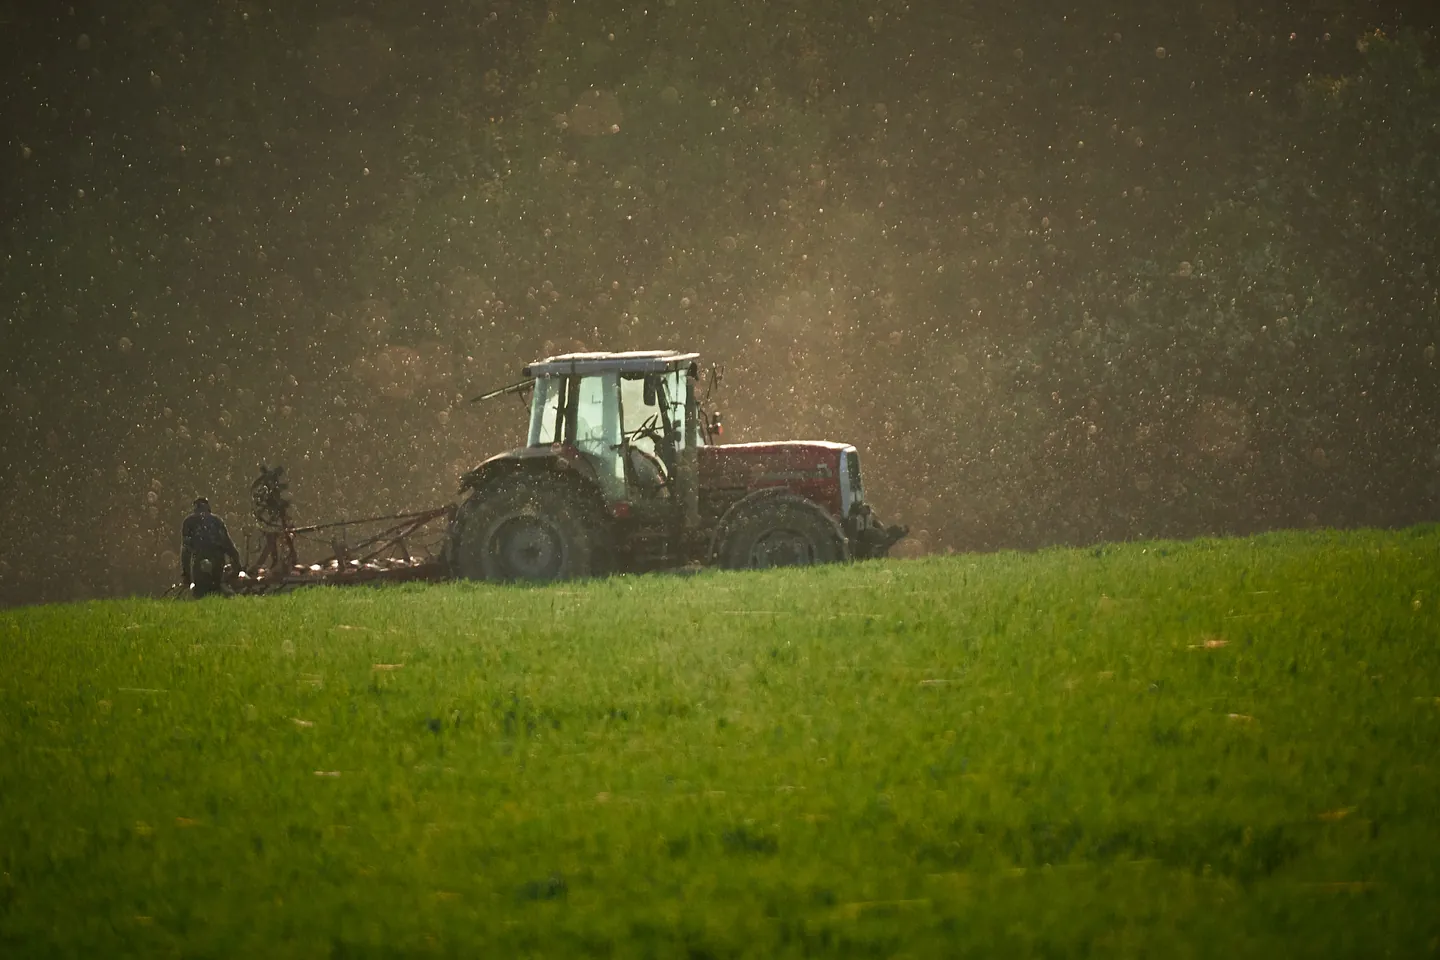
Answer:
3, 527, 1439, 958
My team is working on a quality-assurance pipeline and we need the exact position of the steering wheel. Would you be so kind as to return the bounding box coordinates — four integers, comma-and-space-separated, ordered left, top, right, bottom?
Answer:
625, 413, 665, 447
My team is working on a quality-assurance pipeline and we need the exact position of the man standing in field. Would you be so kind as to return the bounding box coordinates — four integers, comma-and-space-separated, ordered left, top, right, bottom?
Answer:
180, 497, 241, 598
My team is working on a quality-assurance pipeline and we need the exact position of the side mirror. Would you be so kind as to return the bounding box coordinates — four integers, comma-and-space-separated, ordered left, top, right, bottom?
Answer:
643, 375, 658, 407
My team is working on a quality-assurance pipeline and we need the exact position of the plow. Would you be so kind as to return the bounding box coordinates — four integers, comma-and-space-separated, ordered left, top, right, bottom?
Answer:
192, 347, 907, 598
227, 466, 454, 595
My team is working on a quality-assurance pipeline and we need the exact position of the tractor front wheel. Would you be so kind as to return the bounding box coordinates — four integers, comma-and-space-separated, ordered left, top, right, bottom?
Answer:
714, 494, 850, 570
450, 476, 605, 581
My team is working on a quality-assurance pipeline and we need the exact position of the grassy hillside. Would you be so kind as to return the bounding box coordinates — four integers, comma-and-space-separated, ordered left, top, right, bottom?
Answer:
3, 527, 1439, 958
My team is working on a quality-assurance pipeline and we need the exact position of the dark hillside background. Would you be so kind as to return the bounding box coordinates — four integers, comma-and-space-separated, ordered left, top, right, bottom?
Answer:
2, 0, 1438, 605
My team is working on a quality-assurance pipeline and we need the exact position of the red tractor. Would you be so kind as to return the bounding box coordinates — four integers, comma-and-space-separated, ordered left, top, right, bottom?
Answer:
443, 349, 906, 580
232, 349, 904, 593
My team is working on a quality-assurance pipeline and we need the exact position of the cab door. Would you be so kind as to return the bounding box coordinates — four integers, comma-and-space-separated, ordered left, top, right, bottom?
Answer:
569, 373, 624, 501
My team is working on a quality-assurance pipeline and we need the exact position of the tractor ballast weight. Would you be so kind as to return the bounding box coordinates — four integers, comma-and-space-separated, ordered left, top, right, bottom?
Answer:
446, 349, 906, 580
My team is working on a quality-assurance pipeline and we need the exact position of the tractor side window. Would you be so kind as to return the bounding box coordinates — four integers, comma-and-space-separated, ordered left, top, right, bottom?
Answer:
528, 377, 562, 446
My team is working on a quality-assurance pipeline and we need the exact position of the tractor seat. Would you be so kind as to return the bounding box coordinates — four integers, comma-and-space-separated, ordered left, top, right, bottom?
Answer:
626, 447, 668, 496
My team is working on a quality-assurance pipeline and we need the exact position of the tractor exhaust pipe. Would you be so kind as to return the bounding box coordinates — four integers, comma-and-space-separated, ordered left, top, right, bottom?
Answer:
678, 365, 701, 531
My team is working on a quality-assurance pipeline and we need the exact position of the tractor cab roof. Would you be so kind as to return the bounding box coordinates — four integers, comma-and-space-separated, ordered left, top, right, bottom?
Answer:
524, 350, 700, 378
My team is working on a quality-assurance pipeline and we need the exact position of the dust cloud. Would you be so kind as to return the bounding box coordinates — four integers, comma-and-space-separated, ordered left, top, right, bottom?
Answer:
2, 2, 1437, 605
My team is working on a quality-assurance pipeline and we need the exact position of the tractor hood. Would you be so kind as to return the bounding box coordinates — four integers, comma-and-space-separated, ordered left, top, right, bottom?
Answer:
699, 441, 850, 491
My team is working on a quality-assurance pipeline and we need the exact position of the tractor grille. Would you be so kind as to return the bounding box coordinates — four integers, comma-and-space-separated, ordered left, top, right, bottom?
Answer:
847, 449, 863, 502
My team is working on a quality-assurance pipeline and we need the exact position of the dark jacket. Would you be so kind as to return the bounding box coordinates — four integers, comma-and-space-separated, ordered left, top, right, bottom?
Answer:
181, 508, 241, 579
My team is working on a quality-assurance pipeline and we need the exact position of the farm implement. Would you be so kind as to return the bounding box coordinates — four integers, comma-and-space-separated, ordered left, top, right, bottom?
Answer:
227, 348, 905, 594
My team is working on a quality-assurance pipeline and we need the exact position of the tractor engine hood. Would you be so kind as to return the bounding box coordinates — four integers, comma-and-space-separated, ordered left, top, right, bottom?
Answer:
698, 441, 851, 490
699, 441, 907, 558
699, 442, 855, 524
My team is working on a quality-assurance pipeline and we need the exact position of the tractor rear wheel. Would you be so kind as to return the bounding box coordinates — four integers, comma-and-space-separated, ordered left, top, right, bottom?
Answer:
714, 494, 850, 570
450, 475, 605, 581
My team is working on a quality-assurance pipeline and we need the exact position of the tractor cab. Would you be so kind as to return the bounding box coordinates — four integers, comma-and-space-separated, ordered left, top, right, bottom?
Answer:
522, 350, 705, 508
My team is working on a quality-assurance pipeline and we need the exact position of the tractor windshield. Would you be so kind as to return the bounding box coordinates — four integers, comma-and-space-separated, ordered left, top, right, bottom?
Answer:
620, 370, 699, 456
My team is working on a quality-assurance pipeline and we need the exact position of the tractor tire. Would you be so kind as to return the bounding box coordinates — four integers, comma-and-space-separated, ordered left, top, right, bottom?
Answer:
714, 494, 850, 570
450, 475, 606, 582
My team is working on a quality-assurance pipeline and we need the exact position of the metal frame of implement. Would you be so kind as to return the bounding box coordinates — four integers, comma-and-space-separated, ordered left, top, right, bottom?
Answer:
235, 504, 455, 595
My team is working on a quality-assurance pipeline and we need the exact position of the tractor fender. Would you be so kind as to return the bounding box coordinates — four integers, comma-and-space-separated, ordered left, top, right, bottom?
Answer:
707, 487, 843, 564
459, 445, 601, 496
